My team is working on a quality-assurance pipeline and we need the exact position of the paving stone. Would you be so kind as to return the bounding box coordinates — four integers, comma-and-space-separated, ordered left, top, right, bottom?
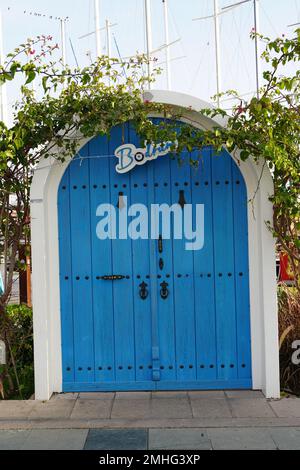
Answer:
225, 390, 264, 399
150, 398, 193, 419
152, 391, 188, 399
84, 429, 148, 450
71, 399, 112, 419
208, 428, 277, 450
149, 428, 212, 450
0, 401, 35, 420
188, 391, 226, 399
269, 427, 300, 450
111, 399, 151, 419
0, 430, 31, 450
115, 392, 151, 400
269, 398, 300, 418
79, 392, 115, 400
190, 398, 232, 418
229, 398, 276, 418
20, 429, 88, 450
52, 393, 78, 400
29, 399, 76, 420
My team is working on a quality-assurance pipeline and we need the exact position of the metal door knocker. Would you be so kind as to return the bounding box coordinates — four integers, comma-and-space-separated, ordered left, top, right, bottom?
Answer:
139, 281, 148, 300
160, 281, 169, 300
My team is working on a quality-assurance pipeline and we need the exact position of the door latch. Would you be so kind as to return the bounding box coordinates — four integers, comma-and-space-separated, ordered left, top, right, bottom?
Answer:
99, 275, 126, 280
158, 235, 163, 254
160, 281, 169, 300
139, 281, 148, 300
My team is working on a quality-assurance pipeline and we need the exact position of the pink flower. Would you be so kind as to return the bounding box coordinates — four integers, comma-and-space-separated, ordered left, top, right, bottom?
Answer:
29, 49, 36, 55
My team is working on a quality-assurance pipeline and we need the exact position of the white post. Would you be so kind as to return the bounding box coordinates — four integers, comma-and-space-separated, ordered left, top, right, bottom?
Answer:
253, 0, 261, 99
162, 0, 171, 90
213, 0, 221, 106
60, 19, 66, 66
94, 0, 101, 58
0, 9, 7, 124
145, 0, 153, 89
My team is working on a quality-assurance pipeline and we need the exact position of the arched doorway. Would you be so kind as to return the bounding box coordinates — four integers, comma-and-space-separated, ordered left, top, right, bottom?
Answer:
58, 122, 252, 392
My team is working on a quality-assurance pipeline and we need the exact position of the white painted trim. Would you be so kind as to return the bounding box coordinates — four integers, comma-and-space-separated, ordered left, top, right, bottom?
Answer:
31, 90, 280, 400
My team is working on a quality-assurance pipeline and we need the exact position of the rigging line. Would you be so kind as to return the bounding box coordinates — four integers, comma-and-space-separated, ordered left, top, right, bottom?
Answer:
232, 5, 253, 87
168, 2, 192, 84
69, 38, 79, 68
188, 40, 209, 92
112, 33, 127, 78
260, 2, 279, 36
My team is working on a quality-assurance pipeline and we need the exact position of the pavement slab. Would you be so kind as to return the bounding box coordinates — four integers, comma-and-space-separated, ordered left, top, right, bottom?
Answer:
79, 392, 115, 400
71, 399, 112, 420
188, 391, 226, 399
269, 398, 300, 418
208, 428, 277, 450
20, 429, 88, 450
149, 428, 212, 450
0, 430, 31, 450
115, 392, 151, 400
111, 398, 152, 419
0, 401, 35, 420
190, 398, 232, 418
225, 390, 265, 399
84, 428, 148, 450
269, 427, 300, 450
150, 398, 193, 419
29, 399, 76, 420
229, 398, 276, 418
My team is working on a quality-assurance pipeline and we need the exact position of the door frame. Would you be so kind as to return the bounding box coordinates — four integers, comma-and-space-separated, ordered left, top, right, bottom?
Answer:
31, 90, 280, 400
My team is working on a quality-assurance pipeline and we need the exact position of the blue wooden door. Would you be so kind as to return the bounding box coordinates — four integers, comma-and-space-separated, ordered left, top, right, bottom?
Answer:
58, 123, 252, 392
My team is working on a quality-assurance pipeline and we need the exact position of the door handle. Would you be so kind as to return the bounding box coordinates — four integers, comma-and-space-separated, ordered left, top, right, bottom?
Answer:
99, 275, 126, 280
139, 281, 148, 300
158, 235, 163, 254
160, 281, 169, 300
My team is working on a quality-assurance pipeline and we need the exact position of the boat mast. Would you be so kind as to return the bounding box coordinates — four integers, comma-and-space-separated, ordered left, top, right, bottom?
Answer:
253, 0, 260, 98
106, 19, 112, 59
94, 0, 101, 57
213, 0, 221, 106
0, 9, 7, 123
162, 0, 171, 90
145, 0, 153, 89
60, 18, 67, 65
193, 1, 222, 106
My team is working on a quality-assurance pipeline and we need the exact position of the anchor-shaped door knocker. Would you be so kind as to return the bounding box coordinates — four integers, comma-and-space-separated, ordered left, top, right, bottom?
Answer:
160, 281, 169, 300
139, 281, 148, 300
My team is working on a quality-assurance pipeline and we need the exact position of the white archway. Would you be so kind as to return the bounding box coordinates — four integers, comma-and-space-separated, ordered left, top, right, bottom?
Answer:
31, 90, 280, 400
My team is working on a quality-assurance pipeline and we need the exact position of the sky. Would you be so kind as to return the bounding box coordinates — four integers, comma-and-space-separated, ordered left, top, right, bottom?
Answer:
1, 0, 300, 120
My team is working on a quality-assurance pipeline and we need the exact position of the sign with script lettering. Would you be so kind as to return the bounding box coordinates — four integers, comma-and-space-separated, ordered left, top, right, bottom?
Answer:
114, 141, 174, 174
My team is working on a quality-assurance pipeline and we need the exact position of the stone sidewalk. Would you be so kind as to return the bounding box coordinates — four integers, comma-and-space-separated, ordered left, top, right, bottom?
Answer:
0, 391, 300, 449
1, 427, 300, 450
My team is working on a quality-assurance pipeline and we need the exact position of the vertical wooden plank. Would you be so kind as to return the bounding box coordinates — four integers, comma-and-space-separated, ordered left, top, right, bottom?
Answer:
69, 145, 95, 384
108, 124, 136, 383
89, 135, 116, 383
232, 161, 252, 380
212, 149, 237, 382
170, 153, 196, 382
128, 124, 153, 383
153, 154, 176, 382
191, 147, 217, 381
58, 169, 75, 386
